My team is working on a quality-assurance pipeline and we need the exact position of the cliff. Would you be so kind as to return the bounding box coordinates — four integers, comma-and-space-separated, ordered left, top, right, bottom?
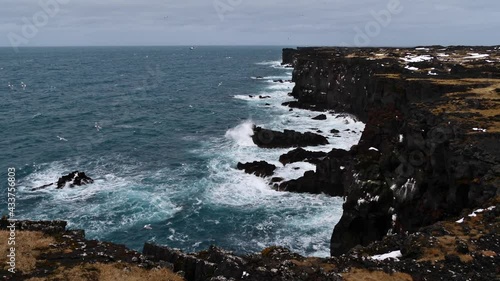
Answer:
281, 46, 500, 256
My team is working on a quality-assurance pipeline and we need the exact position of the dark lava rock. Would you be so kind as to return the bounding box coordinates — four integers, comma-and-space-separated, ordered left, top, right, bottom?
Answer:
57, 171, 94, 189
259, 95, 271, 99
271, 177, 284, 183
330, 129, 340, 134
312, 114, 327, 120
33, 171, 94, 190
237, 161, 276, 177
279, 147, 327, 165
252, 126, 328, 148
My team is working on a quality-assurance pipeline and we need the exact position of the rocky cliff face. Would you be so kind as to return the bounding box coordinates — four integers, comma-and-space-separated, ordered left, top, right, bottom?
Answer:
283, 46, 500, 256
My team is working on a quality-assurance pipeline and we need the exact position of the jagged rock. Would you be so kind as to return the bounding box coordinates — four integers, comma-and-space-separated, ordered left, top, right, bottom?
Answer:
312, 114, 327, 120
33, 171, 94, 191
57, 171, 94, 189
279, 148, 327, 165
252, 126, 328, 148
237, 161, 276, 177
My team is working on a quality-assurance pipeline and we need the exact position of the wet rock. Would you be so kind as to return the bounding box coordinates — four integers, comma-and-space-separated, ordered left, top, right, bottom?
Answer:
279, 148, 327, 165
56, 171, 94, 189
312, 114, 327, 120
252, 126, 328, 148
237, 161, 276, 177
32, 171, 94, 191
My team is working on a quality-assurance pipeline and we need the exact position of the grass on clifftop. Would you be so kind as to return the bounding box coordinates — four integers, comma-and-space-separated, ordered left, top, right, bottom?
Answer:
0, 231, 184, 281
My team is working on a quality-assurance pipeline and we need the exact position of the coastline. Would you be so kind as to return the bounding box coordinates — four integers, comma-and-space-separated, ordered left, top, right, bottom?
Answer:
2, 46, 499, 281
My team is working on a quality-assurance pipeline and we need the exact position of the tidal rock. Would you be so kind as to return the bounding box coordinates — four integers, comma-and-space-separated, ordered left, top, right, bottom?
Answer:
279, 148, 327, 165
33, 171, 94, 191
237, 161, 276, 177
252, 126, 328, 148
57, 171, 94, 189
312, 114, 327, 120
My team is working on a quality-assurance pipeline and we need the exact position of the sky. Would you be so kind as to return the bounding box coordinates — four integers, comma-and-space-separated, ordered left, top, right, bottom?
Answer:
1, 0, 499, 47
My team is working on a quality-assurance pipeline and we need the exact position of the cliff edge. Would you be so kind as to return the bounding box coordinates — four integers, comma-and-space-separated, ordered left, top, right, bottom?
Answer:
281, 46, 499, 256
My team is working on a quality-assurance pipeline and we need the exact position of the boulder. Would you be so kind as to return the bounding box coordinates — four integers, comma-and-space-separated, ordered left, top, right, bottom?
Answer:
252, 126, 328, 148
237, 161, 276, 177
57, 171, 94, 189
312, 114, 327, 120
32, 171, 94, 191
279, 148, 327, 165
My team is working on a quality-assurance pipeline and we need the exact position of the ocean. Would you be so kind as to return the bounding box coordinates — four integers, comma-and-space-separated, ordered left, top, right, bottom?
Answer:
0, 46, 364, 257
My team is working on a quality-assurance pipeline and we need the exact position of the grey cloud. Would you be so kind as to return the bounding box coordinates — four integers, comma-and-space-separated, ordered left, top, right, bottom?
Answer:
0, 0, 499, 47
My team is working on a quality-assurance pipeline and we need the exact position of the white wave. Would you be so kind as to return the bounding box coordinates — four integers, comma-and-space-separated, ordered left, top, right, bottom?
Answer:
266, 82, 295, 91
233, 95, 261, 101
224, 120, 256, 147
255, 60, 282, 66
18, 159, 180, 237
273, 162, 317, 182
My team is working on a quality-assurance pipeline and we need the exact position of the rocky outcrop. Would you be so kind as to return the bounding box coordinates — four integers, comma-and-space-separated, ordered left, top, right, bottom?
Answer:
32, 171, 94, 191
281, 48, 298, 66
279, 148, 327, 165
57, 171, 94, 189
237, 161, 277, 177
282, 46, 500, 256
312, 114, 327, 120
252, 126, 328, 148
279, 149, 350, 196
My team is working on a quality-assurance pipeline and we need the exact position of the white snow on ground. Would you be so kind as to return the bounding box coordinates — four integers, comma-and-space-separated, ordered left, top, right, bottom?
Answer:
456, 218, 464, 224
400, 55, 433, 63
405, 66, 419, 71
437, 53, 450, 57
473, 128, 487, 133
463, 53, 489, 59
371, 250, 402, 261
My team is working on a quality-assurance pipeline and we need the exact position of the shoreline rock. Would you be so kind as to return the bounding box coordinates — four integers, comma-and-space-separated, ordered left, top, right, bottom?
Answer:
237, 161, 277, 178
252, 126, 328, 148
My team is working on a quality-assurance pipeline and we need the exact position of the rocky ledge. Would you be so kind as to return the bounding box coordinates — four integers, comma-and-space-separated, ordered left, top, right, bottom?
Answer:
281, 46, 499, 258
3, 204, 498, 281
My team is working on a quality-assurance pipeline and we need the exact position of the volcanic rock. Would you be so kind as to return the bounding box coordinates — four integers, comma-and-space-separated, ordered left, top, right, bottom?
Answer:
237, 161, 276, 177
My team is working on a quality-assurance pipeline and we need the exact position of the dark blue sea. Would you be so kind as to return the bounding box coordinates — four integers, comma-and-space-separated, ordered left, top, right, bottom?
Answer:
0, 46, 364, 257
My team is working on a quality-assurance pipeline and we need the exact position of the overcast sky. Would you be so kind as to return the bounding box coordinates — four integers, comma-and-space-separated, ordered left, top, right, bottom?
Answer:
1, 0, 499, 47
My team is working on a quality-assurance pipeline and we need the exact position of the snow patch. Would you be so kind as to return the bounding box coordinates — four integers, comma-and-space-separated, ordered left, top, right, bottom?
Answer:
371, 250, 402, 261
463, 53, 489, 59
401, 55, 432, 63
